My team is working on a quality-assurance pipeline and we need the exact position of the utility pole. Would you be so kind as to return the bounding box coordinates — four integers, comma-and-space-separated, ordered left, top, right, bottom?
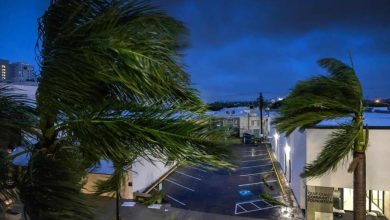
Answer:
258, 92, 264, 141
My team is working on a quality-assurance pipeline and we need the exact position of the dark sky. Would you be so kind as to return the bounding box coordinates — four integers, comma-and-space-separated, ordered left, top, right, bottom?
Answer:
1, 0, 389, 102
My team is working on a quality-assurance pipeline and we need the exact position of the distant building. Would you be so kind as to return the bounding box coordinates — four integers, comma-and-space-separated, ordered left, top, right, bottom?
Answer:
207, 106, 271, 138
9, 62, 36, 82
0, 59, 10, 81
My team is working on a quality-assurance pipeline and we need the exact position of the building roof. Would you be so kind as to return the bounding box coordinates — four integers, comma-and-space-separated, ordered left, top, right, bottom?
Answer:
206, 106, 265, 117
315, 112, 390, 128
10, 147, 115, 175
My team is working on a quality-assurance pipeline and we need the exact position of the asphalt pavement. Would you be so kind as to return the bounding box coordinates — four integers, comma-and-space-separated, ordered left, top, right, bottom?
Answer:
159, 144, 284, 219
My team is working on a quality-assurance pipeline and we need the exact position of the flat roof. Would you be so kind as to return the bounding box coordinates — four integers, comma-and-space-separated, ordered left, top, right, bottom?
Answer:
315, 112, 390, 129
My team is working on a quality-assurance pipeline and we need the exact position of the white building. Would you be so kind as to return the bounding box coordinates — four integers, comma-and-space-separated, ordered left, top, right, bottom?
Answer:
207, 107, 271, 138
268, 112, 390, 219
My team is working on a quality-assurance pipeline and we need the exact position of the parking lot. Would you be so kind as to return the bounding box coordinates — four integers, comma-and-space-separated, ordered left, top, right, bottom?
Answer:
158, 144, 284, 219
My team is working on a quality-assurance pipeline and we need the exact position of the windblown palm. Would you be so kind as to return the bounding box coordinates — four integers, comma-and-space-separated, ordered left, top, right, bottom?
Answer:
0, 86, 35, 212
18, 1, 231, 220
273, 58, 367, 220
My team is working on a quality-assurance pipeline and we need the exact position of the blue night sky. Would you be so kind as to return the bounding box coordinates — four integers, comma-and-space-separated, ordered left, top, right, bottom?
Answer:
1, 0, 389, 102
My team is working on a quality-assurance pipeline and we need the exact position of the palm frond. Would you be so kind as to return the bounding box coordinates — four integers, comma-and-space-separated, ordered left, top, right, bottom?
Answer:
273, 58, 362, 135
61, 105, 233, 169
37, 0, 202, 113
0, 85, 36, 149
301, 123, 359, 178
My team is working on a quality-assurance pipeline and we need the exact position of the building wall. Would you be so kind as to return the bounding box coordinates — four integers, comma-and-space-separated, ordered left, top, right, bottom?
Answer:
9, 62, 36, 82
82, 172, 132, 199
239, 115, 267, 137
306, 128, 390, 191
269, 127, 307, 208
385, 191, 390, 219
131, 157, 174, 193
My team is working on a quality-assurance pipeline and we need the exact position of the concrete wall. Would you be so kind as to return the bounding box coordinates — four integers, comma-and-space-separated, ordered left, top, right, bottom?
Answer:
239, 115, 269, 137
131, 157, 174, 193
82, 172, 132, 199
385, 191, 390, 219
306, 128, 390, 191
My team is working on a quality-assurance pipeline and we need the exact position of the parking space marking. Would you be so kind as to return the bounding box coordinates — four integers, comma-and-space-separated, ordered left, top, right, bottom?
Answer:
239, 171, 273, 177
175, 171, 201, 181
242, 150, 267, 153
240, 164, 272, 169
242, 153, 268, 157
234, 198, 281, 215
189, 166, 208, 173
238, 180, 277, 187
167, 194, 186, 206
241, 158, 270, 163
166, 178, 195, 192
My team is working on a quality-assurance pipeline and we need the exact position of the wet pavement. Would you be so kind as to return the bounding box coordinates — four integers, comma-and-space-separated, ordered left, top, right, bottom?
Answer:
158, 144, 285, 219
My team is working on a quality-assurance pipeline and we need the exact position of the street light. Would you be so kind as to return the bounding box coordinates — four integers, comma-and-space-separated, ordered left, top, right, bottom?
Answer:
284, 143, 291, 160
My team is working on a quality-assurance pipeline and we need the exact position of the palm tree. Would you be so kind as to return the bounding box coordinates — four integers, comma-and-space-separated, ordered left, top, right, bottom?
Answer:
0, 85, 35, 214
273, 58, 367, 220
16, 1, 231, 219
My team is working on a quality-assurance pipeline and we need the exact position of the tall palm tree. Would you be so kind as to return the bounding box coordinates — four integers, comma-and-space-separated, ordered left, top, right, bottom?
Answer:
16, 1, 231, 219
273, 58, 367, 220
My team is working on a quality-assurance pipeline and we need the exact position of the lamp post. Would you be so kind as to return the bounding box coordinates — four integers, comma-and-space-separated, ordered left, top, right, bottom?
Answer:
284, 143, 291, 182
274, 132, 279, 159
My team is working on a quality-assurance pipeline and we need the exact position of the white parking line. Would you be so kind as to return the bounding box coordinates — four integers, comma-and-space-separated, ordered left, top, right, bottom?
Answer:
175, 171, 201, 181
239, 171, 273, 177
234, 198, 282, 215
242, 150, 267, 153
189, 166, 208, 173
166, 178, 195, 192
167, 194, 186, 206
241, 158, 270, 162
238, 180, 277, 187
242, 153, 268, 157
240, 164, 272, 169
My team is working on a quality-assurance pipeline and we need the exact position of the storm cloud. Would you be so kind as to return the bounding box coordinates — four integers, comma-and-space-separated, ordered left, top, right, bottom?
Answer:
1, 0, 389, 102
157, 0, 390, 102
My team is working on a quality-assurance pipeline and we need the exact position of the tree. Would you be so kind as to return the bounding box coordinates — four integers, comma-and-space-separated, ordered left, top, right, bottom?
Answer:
13, 1, 231, 219
273, 58, 367, 220
0, 85, 35, 215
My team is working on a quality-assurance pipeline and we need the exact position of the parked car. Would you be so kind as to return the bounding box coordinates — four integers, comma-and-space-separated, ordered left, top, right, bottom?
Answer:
242, 133, 253, 144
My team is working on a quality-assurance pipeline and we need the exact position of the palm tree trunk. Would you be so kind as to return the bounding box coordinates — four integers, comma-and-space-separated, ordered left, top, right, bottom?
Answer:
353, 151, 366, 220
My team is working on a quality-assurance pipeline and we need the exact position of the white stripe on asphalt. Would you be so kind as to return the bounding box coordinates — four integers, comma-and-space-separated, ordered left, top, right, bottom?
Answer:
240, 164, 272, 169
239, 171, 273, 177
241, 158, 270, 162
189, 166, 208, 173
242, 153, 268, 157
236, 196, 283, 205
175, 171, 201, 181
242, 150, 267, 153
238, 180, 277, 187
165, 178, 195, 192
167, 195, 186, 206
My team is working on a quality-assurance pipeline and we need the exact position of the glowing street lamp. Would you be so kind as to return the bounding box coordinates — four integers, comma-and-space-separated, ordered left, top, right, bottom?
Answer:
284, 143, 291, 160
273, 132, 280, 159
